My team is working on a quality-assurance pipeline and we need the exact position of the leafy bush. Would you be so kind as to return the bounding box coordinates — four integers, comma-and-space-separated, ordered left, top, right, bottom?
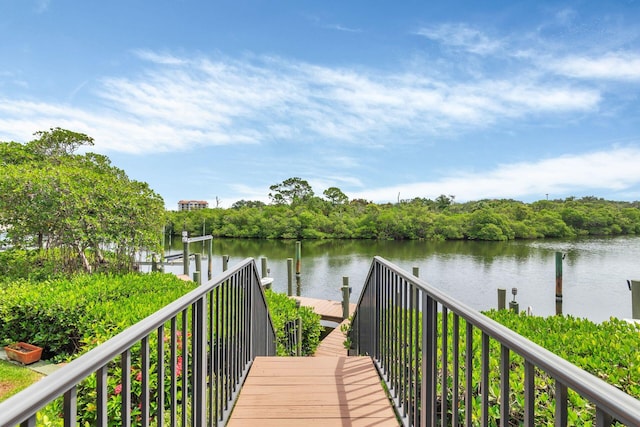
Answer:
0, 273, 197, 359
0, 249, 63, 282
264, 290, 322, 356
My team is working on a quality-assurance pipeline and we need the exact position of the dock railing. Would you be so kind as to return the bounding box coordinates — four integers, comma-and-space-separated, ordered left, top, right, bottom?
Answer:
349, 256, 640, 426
0, 258, 276, 427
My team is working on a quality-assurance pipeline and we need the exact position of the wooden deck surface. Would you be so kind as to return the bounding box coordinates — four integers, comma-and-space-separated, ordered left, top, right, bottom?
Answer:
227, 356, 398, 426
314, 318, 350, 357
292, 296, 356, 323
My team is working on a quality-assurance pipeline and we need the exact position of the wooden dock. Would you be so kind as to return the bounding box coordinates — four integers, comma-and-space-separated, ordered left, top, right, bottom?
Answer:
292, 296, 356, 323
227, 356, 398, 426
314, 318, 350, 357
292, 296, 356, 357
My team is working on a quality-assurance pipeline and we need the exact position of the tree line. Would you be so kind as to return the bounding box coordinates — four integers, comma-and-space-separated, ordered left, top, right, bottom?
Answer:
168, 177, 640, 241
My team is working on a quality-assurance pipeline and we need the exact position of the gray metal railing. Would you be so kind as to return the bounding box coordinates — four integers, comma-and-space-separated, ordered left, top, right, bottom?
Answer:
350, 256, 640, 426
0, 258, 276, 426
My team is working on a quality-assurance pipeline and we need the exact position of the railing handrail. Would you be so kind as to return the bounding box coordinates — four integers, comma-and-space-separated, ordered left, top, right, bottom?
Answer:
352, 256, 640, 426
0, 257, 276, 426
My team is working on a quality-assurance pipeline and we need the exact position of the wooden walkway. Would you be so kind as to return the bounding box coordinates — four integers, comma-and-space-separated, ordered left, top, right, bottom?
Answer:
292, 296, 356, 323
228, 297, 398, 425
314, 318, 350, 357
227, 356, 398, 426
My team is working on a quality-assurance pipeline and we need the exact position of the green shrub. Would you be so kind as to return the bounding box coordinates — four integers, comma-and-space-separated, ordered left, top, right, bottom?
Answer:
264, 290, 322, 356
0, 273, 197, 359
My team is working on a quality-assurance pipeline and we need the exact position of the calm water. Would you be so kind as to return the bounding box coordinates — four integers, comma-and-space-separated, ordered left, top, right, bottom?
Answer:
159, 236, 640, 322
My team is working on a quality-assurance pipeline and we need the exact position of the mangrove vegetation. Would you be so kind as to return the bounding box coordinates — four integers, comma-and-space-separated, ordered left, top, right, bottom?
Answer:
169, 177, 640, 241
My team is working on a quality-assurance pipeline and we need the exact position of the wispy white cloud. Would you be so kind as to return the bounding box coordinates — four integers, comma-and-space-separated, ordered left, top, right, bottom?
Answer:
415, 23, 503, 55
349, 146, 640, 203
323, 23, 361, 33
133, 49, 188, 66
550, 52, 640, 81
0, 51, 603, 153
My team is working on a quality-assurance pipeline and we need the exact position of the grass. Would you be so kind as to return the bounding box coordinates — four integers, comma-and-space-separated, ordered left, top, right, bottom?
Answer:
0, 360, 43, 402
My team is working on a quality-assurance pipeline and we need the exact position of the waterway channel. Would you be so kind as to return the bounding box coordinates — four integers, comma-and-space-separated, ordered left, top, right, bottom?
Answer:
157, 236, 640, 323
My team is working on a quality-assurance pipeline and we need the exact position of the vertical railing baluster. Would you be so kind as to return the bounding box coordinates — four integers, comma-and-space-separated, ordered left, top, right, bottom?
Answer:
430, 297, 438, 427
453, 314, 460, 426
197, 295, 208, 426
401, 278, 407, 417
170, 317, 177, 427
157, 325, 165, 427
225, 276, 231, 410
383, 268, 390, 381
374, 263, 380, 360
208, 290, 214, 426
555, 380, 568, 427
500, 345, 509, 427
121, 349, 131, 427
595, 407, 613, 427
63, 386, 77, 427
181, 310, 188, 427
425, 295, 437, 427
96, 366, 108, 425
215, 286, 221, 424
441, 306, 448, 427
524, 360, 535, 427
141, 336, 150, 427
481, 332, 489, 427
408, 284, 414, 425
465, 322, 473, 427
392, 273, 399, 399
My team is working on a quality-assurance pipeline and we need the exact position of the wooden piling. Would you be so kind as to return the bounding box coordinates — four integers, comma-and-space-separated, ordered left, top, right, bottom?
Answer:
629, 280, 640, 319
194, 254, 202, 285
497, 288, 506, 310
555, 252, 563, 315
295, 241, 301, 275
342, 277, 351, 320
182, 230, 189, 276
287, 258, 293, 296
207, 239, 212, 280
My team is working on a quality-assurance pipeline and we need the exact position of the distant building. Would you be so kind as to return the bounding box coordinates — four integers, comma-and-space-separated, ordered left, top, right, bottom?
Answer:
178, 200, 209, 211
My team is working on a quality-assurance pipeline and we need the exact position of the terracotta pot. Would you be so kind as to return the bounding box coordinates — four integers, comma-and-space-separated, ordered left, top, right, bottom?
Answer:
4, 342, 43, 365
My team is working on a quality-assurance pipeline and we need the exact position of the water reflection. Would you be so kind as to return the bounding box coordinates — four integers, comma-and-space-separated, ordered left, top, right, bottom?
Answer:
162, 236, 640, 322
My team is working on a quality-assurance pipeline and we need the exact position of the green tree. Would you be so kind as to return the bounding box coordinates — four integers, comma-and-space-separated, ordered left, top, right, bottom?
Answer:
269, 177, 314, 205
0, 129, 165, 273
322, 187, 349, 205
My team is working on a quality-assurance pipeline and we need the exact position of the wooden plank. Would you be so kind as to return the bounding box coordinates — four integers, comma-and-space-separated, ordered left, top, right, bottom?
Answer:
228, 356, 399, 426
314, 319, 349, 357
227, 416, 399, 427
292, 296, 356, 322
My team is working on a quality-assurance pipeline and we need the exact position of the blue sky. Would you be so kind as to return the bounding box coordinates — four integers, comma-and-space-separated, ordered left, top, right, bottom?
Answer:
2, 1, 640, 209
